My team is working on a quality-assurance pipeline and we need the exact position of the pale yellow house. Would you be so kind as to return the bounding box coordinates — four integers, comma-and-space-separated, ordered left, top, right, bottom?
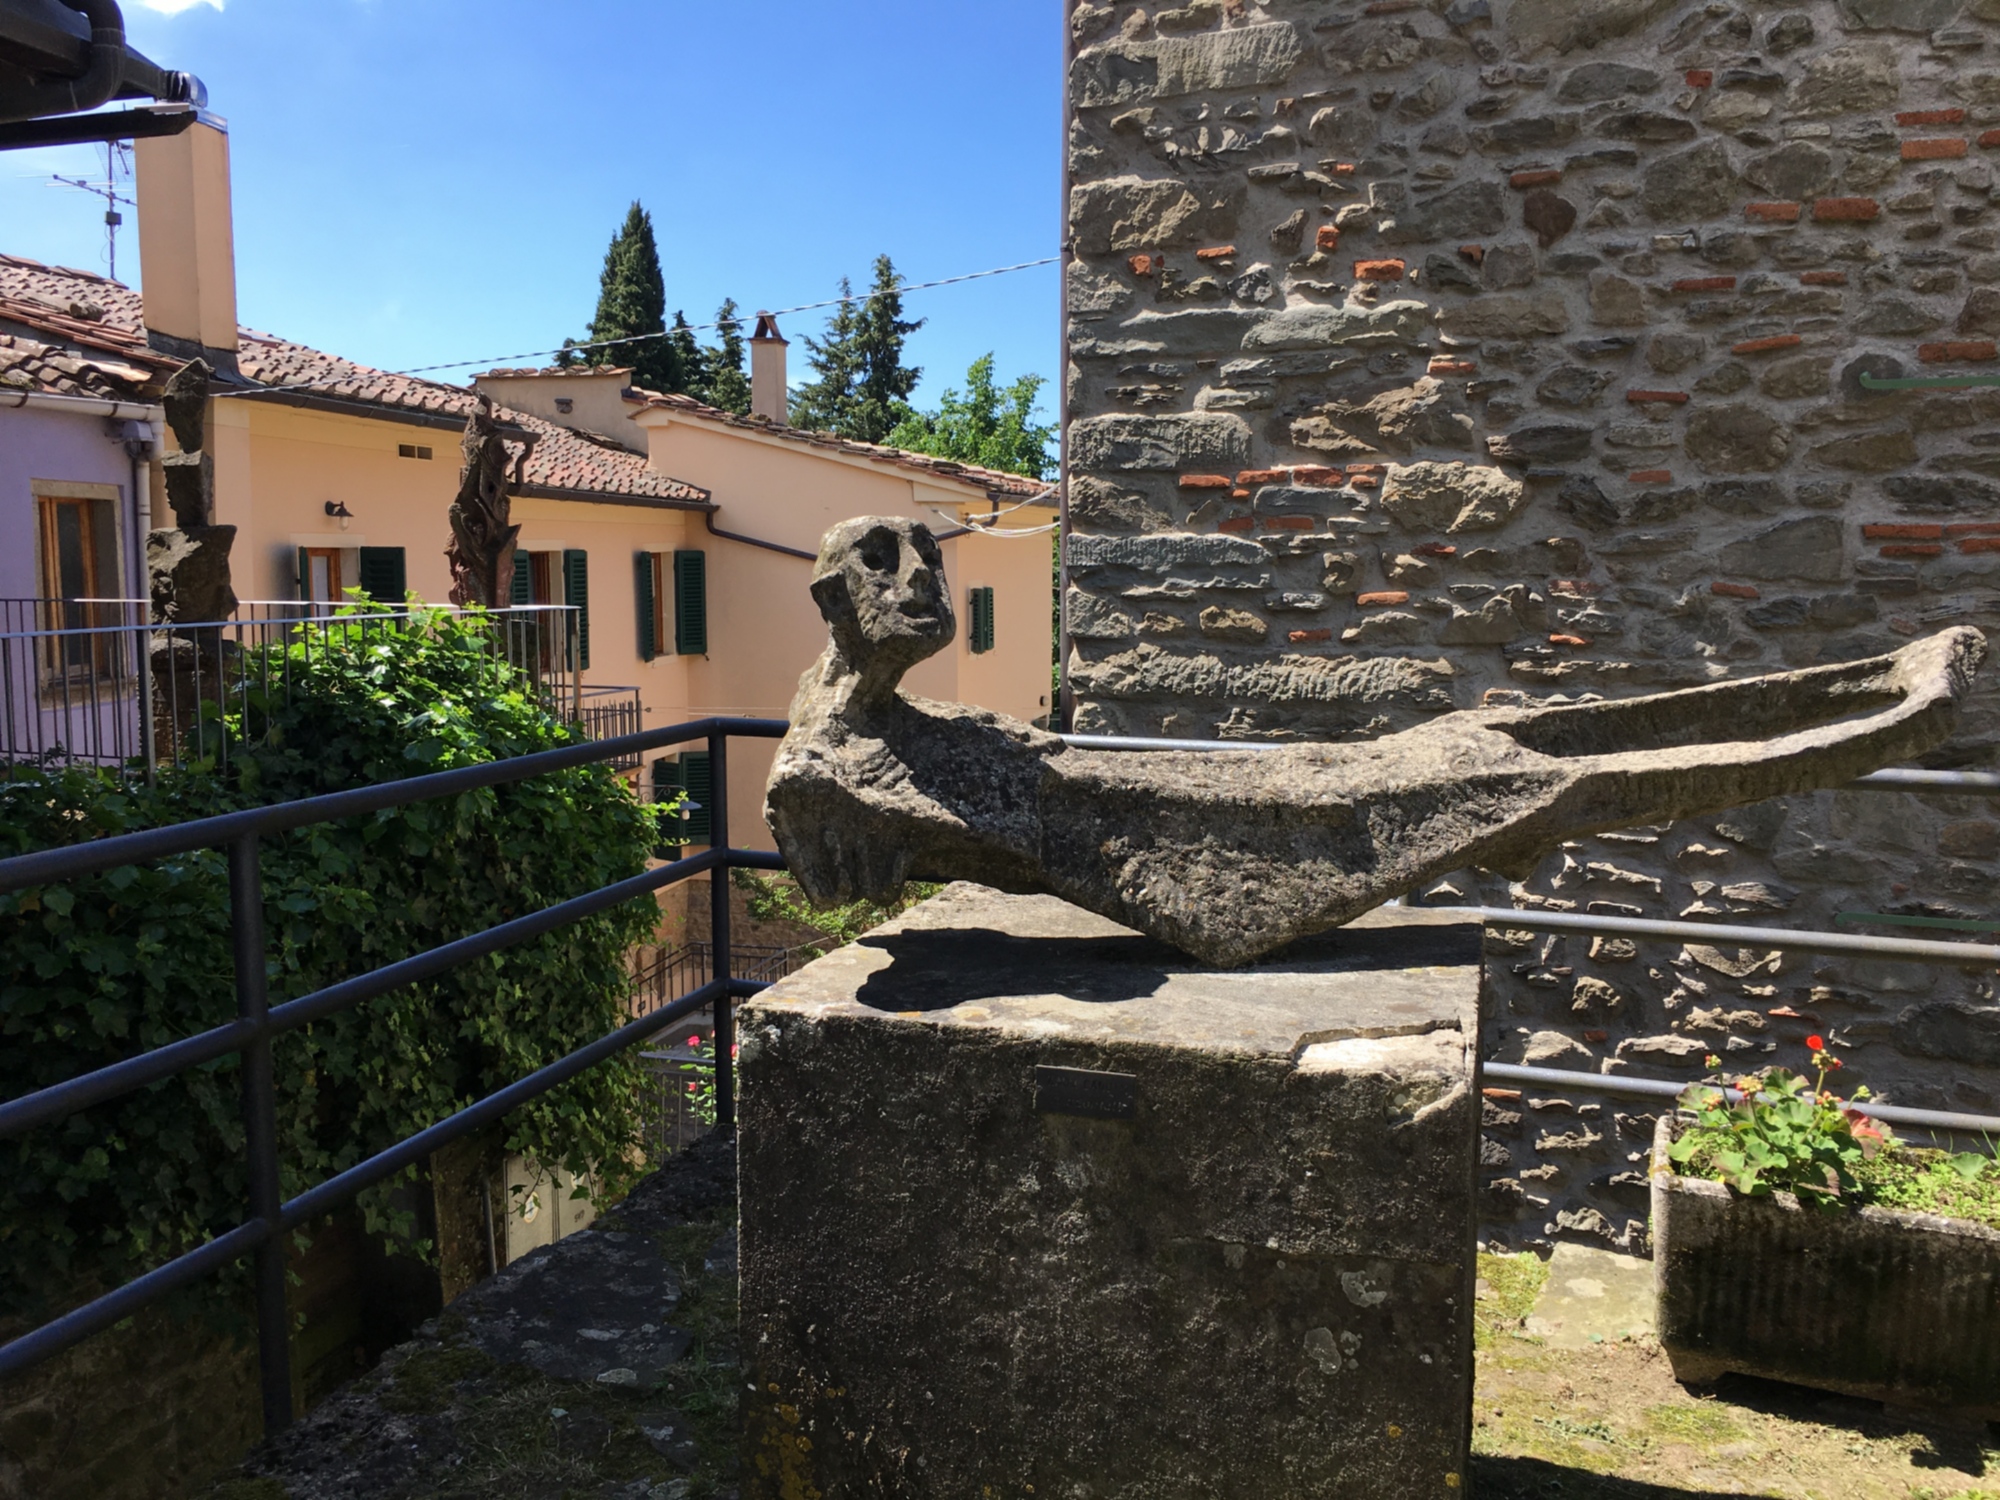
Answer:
1, 115, 1055, 851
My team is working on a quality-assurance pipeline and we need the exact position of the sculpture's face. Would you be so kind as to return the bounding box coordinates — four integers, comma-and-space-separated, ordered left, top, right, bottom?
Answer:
812, 517, 955, 678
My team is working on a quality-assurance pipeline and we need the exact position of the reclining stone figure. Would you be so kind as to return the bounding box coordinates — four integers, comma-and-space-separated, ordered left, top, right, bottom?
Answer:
765, 516, 1987, 968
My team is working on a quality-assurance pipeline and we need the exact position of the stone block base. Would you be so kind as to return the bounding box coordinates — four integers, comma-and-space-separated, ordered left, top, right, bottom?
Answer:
738, 883, 1482, 1497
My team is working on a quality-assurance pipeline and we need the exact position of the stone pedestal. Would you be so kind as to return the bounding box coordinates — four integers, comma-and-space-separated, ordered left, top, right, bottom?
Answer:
738, 883, 1483, 1498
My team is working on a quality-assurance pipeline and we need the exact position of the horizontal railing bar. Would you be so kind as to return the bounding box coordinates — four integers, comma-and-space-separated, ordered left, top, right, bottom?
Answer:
1484, 1062, 2000, 1135
0, 845, 768, 1140
1457, 906, 2000, 968
281, 980, 724, 1228
0, 978, 724, 1384
0, 603, 582, 644
0, 1221, 266, 1384
0, 716, 788, 891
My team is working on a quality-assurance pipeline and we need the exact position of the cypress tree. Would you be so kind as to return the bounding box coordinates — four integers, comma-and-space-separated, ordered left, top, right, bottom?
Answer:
790, 255, 923, 442
667, 311, 707, 401
704, 299, 752, 415
585, 202, 682, 394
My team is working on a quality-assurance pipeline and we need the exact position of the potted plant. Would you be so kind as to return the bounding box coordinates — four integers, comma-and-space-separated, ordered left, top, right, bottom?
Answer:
1651, 1039, 2000, 1415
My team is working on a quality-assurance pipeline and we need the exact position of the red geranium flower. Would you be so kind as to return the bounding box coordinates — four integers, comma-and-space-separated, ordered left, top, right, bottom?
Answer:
1806, 1034, 1825, 1052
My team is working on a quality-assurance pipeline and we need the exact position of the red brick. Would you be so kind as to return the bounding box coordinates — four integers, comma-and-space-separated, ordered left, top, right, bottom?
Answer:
1627, 389, 1690, 404
1946, 523, 2000, 537
1127, 253, 1159, 277
1413, 543, 1458, 557
1813, 197, 1880, 222
1179, 473, 1233, 489
1919, 340, 2000, 363
1195, 244, 1237, 261
1984, 129, 2000, 150
1732, 334, 1804, 355
1354, 258, 1408, 282
1880, 544, 1944, 557
1428, 357, 1478, 376
1263, 516, 1315, 530
1510, 168, 1562, 189
1236, 468, 1290, 486
1711, 582, 1761, 599
1346, 463, 1387, 475
1582, 1029, 1610, 1044
1903, 138, 1969, 161
1290, 465, 1343, 487
1315, 224, 1341, 252
1550, 580, 1603, 597
1629, 469, 1674, 485
1746, 201, 1802, 223
1330, 161, 1359, 176
1549, 633, 1591, 647
1672, 276, 1738, 292
1685, 69, 1713, 88
1962, 537, 2000, 554
1863, 524, 1944, 539
1482, 1087, 1524, 1101
1288, 627, 1334, 643
1898, 108, 1967, 126
1799, 270, 1849, 286
1232, 488, 1251, 500
1348, 475, 1380, 489
1217, 515, 1255, 533
1357, 591, 1409, 607
1459, 243, 1486, 265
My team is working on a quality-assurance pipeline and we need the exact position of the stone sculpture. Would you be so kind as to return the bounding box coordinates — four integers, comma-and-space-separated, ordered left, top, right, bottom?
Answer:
766, 517, 1987, 967
445, 394, 522, 608
146, 358, 238, 758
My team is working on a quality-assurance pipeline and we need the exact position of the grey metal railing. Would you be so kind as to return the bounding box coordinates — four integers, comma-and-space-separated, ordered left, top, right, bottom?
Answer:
579, 686, 644, 769
0, 714, 786, 1440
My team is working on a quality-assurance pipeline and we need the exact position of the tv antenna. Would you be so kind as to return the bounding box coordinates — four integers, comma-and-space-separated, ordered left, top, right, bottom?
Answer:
50, 142, 135, 282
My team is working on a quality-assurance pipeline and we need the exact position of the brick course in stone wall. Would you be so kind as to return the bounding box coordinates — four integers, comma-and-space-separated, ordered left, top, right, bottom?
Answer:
1063, 0, 2000, 1254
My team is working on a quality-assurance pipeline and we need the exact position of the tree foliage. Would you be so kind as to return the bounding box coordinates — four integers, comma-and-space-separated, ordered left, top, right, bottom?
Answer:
885, 354, 1053, 479
790, 255, 924, 443
703, 299, 751, 416
0, 607, 662, 1322
585, 201, 682, 396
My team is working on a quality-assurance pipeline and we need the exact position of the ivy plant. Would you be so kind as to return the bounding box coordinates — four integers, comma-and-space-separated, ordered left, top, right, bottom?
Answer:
0, 604, 661, 1324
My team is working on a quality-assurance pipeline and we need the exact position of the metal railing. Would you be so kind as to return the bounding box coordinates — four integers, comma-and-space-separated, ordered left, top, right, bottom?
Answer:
579, 686, 644, 769
0, 599, 583, 778
0, 713, 786, 1439
632, 938, 823, 1013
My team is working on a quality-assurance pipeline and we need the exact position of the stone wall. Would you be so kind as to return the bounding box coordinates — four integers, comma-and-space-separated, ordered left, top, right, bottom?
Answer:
1062, 0, 2000, 1253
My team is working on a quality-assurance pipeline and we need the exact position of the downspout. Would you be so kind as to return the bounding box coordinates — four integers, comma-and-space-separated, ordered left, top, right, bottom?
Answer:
0, 0, 128, 125
703, 509, 815, 562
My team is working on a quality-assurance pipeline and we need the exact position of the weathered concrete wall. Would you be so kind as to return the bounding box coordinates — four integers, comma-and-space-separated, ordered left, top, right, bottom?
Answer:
1063, 0, 2000, 1252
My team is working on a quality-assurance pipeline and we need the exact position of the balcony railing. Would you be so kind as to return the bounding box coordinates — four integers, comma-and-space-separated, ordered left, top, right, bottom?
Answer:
579, 685, 644, 769
0, 599, 582, 778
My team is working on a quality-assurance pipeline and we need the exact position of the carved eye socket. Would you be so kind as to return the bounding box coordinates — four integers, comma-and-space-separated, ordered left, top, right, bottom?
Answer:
858, 527, 900, 575
913, 534, 942, 569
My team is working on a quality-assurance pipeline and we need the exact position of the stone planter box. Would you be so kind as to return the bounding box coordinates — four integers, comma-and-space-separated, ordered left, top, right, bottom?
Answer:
1652, 1116, 2000, 1416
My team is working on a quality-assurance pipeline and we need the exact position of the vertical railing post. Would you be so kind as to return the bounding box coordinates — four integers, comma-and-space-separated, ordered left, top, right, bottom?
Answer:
229, 833, 293, 1434
707, 727, 734, 1132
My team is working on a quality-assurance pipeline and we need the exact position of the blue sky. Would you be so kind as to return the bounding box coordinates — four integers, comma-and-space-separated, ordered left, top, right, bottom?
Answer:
2, 0, 1062, 412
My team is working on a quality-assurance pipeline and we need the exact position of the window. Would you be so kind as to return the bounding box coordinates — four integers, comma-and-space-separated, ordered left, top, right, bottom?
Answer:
35, 489, 122, 681
636, 551, 668, 662
357, 546, 406, 603
650, 750, 711, 850
673, 549, 707, 656
297, 547, 344, 604
396, 443, 433, 461
563, 548, 590, 670
968, 586, 995, 654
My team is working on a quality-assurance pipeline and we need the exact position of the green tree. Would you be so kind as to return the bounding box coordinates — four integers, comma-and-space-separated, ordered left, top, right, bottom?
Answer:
586, 202, 682, 394
703, 299, 752, 415
790, 255, 924, 442
666, 310, 706, 399
885, 354, 1053, 479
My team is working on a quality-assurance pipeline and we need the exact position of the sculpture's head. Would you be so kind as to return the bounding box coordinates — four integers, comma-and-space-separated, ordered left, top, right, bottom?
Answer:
810, 516, 955, 687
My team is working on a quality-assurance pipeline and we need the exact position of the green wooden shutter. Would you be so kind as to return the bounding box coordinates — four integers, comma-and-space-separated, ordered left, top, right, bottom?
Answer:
635, 551, 657, 662
296, 546, 309, 602
969, 586, 995, 654
510, 551, 531, 606
357, 546, 406, 603
563, 548, 590, 669
651, 757, 682, 859
673, 549, 707, 656
678, 750, 712, 845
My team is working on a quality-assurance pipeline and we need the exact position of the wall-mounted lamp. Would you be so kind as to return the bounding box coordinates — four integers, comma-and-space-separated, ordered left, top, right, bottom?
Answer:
325, 500, 354, 532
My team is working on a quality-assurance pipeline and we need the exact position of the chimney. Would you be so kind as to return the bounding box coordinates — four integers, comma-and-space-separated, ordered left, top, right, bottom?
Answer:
750, 311, 787, 424
135, 117, 239, 372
